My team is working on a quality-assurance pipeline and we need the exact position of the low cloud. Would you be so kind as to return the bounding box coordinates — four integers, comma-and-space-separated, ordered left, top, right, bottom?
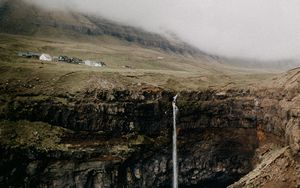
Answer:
25, 0, 300, 61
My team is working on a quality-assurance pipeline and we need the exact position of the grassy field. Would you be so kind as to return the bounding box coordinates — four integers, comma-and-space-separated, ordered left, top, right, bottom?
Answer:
0, 33, 278, 94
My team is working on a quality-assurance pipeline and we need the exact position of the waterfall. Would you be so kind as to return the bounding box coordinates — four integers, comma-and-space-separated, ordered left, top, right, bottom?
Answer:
172, 95, 178, 188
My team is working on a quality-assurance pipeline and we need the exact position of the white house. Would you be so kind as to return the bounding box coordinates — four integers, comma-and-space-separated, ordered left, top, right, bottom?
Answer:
39, 54, 52, 61
84, 60, 105, 67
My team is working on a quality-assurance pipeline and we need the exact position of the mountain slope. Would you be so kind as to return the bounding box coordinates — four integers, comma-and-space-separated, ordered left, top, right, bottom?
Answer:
0, 0, 280, 91
0, 0, 202, 55
1, 0, 298, 71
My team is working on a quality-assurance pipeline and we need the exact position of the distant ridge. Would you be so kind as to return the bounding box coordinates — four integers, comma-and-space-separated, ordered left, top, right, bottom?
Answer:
0, 0, 204, 56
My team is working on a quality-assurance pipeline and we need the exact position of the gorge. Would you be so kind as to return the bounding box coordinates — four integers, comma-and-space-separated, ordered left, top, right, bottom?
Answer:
1, 68, 299, 187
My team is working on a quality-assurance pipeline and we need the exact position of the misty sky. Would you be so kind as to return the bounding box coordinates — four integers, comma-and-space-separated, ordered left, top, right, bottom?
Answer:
25, 0, 300, 61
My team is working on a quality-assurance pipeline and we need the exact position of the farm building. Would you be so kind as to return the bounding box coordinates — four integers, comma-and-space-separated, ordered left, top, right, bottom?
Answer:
18, 52, 41, 59
39, 53, 52, 61
58, 55, 83, 64
84, 60, 106, 67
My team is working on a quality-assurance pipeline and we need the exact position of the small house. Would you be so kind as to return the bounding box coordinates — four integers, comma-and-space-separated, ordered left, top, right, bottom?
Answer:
58, 55, 82, 64
84, 60, 106, 67
70, 57, 83, 64
18, 52, 41, 59
39, 53, 52, 61
58, 55, 69, 62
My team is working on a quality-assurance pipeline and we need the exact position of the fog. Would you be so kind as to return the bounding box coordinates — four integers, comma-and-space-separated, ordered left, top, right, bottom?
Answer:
25, 0, 300, 61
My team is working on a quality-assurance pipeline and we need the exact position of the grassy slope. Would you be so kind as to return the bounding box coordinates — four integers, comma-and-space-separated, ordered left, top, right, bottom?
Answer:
0, 0, 279, 93
0, 119, 151, 157
0, 0, 201, 55
0, 120, 69, 151
0, 33, 277, 95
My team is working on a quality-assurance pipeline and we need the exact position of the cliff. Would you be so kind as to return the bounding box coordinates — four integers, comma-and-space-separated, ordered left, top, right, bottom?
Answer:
0, 68, 299, 187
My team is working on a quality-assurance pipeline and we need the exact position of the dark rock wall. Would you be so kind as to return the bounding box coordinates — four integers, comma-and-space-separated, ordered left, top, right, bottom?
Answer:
119, 128, 257, 188
1, 87, 298, 187
0, 147, 120, 188
2, 90, 260, 134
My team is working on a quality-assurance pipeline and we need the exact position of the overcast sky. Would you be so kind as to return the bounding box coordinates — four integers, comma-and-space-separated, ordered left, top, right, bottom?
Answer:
25, 0, 300, 61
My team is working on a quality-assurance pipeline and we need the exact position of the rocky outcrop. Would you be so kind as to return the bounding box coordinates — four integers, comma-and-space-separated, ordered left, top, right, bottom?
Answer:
0, 145, 123, 188
229, 146, 300, 188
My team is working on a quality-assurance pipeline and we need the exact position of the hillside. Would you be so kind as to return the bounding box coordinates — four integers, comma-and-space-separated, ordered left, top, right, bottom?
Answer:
0, 0, 203, 55
0, 0, 280, 92
2, 0, 299, 71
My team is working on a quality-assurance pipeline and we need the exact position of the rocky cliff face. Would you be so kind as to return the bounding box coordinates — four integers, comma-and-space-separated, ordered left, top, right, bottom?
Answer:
1, 68, 299, 188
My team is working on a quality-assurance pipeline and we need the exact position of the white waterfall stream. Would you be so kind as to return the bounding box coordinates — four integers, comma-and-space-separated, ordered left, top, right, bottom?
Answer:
172, 95, 178, 188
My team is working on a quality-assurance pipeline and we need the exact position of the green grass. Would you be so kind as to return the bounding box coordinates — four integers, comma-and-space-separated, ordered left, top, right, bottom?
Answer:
0, 120, 154, 157
0, 120, 70, 151
0, 33, 278, 94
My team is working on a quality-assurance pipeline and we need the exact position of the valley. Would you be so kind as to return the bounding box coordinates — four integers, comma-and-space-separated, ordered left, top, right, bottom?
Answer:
0, 0, 299, 187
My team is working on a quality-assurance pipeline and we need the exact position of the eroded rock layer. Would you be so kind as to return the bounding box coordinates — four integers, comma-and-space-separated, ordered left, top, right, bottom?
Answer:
0, 70, 299, 187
